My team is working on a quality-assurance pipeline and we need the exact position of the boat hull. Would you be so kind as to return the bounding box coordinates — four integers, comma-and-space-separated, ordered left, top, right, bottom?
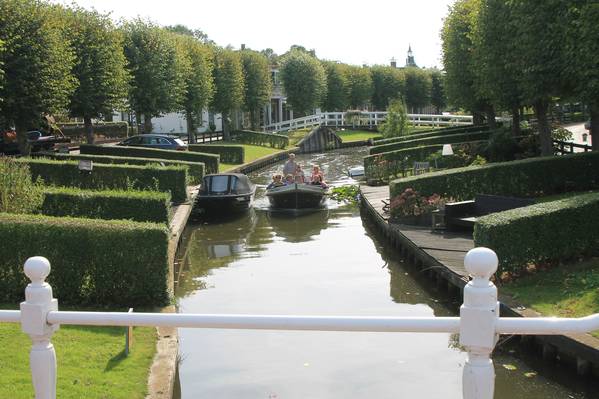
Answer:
195, 193, 254, 213
266, 184, 327, 209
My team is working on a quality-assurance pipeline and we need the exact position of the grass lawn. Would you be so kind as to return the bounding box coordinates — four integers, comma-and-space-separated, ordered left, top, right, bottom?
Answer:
502, 258, 599, 338
0, 315, 156, 398
336, 130, 381, 142
218, 143, 284, 172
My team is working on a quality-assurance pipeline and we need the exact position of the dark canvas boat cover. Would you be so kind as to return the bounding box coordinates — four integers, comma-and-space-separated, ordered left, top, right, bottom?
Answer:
201, 173, 254, 195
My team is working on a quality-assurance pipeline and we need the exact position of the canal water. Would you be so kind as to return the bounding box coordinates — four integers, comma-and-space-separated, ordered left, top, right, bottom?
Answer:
175, 148, 596, 398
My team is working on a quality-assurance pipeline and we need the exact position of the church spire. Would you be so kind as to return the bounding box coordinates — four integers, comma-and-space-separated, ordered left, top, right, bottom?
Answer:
406, 45, 417, 67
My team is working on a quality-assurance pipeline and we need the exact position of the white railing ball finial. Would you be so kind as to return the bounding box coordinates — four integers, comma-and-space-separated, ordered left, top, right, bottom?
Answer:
24, 256, 51, 286
464, 247, 498, 282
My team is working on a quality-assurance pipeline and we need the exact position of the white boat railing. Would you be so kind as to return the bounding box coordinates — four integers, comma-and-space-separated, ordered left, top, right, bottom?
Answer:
2, 248, 598, 399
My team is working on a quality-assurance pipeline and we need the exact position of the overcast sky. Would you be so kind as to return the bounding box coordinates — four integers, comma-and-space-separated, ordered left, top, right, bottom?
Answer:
52, 0, 456, 68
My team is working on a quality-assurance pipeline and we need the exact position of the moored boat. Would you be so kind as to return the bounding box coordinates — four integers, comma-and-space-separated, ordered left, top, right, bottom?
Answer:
266, 183, 327, 209
195, 173, 256, 213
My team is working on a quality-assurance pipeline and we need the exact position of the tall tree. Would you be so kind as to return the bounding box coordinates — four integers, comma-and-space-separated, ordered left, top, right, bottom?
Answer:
508, 0, 570, 155
430, 69, 446, 114
322, 61, 349, 112
175, 34, 214, 143
165, 24, 212, 44
211, 48, 244, 140
0, 0, 77, 154
370, 65, 405, 111
123, 20, 187, 134
280, 50, 326, 115
346, 65, 373, 109
240, 50, 272, 130
404, 67, 432, 113
66, 7, 129, 144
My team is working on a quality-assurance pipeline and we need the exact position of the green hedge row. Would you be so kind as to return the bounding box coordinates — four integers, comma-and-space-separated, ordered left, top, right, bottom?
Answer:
0, 213, 169, 306
18, 158, 189, 203
390, 151, 599, 200
188, 144, 244, 164
43, 153, 204, 185
59, 122, 129, 138
41, 187, 171, 224
372, 125, 487, 146
231, 130, 289, 149
369, 129, 492, 155
474, 192, 599, 274
80, 144, 219, 174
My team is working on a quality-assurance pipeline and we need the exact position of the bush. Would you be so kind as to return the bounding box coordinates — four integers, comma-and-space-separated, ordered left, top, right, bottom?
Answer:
80, 144, 219, 174
59, 122, 129, 138
390, 151, 599, 200
379, 99, 409, 138
474, 192, 599, 275
44, 153, 204, 185
0, 157, 43, 214
188, 144, 244, 164
0, 213, 169, 306
483, 129, 518, 162
41, 187, 171, 224
231, 130, 289, 149
369, 129, 493, 155
372, 124, 489, 145
17, 158, 189, 203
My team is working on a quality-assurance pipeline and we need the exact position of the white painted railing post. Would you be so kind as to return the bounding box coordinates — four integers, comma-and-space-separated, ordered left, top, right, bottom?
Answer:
20, 257, 59, 399
460, 248, 499, 399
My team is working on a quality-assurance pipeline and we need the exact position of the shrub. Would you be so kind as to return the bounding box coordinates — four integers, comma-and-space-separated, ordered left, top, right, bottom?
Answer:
369, 129, 493, 155
379, 99, 409, 138
80, 144, 219, 174
0, 157, 43, 214
231, 130, 289, 149
41, 187, 171, 224
390, 188, 446, 218
0, 213, 169, 306
44, 153, 204, 185
59, 122, 129, 138
483, 129, 518, 162
474, 192, 599, 275
17, 158, 189, 203
390, 151, 599, 200
188, 144, 244, 164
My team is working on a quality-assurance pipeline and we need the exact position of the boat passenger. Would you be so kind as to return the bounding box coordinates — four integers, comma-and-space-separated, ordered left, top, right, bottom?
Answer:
284, 174, 295, 185
266, 174, 284, 189
310, 174, 328, 189
294, 164, 305, 183
310, 165, 324, 183
283, 153, 298, 176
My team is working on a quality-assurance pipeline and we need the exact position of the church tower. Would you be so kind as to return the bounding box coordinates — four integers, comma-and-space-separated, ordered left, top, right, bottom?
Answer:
405, 45, 417, 67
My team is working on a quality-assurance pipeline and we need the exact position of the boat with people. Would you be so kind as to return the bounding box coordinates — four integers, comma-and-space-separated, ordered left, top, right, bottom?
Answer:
195, 173, 256, 213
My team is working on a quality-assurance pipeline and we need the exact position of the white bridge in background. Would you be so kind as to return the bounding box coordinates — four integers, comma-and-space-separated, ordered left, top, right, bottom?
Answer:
264, 112, 476, 133
2, 248, 599, 399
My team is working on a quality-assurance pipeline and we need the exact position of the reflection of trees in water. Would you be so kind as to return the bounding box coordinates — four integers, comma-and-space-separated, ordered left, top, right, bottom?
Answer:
266, 209, 331, 243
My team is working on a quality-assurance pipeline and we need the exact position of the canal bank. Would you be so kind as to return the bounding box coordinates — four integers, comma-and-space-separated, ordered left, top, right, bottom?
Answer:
359, 184, 599, 378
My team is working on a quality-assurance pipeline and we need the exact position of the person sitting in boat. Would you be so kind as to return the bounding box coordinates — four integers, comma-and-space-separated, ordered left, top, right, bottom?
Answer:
310, 174, 328, 189
310, 165, 324, 183
283, 153, 298, 177
266, 174, 284, 189
294, 164, 305, 183
284, 174, 295, 185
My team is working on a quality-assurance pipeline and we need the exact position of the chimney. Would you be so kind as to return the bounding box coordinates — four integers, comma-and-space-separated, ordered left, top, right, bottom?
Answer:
241, 44, 246, 50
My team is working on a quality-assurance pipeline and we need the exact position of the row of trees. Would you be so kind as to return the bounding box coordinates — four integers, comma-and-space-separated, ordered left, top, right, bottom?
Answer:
278, 48, 446, 116
0, 0, 272, 152
442, 0, 599, 154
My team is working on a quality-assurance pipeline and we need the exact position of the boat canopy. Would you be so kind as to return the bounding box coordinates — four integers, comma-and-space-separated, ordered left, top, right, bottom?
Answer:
201, 173, 254, 195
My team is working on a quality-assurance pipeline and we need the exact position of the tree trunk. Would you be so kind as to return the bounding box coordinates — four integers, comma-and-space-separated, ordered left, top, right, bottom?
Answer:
143, 114, 153, 134
135, 111, 142, 134
250, 108, 259, 131
84, 116, 94, 144
590, 103, 599, 151
15, 121, 31, 156
534, 99, 553, 156
186, 111, 197, 144
486, 105, 497, 130
473, 110, 485, 126
511, 106, 521, 136
222, 112, 230, 141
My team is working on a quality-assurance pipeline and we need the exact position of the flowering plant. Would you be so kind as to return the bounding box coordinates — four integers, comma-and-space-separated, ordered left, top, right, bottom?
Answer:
390, 188, 446, 218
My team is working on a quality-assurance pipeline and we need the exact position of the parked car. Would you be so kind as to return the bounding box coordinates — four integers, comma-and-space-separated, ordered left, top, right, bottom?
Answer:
0, 129, 70, 154
118, 134, 187, 151
585, 120, 591, 130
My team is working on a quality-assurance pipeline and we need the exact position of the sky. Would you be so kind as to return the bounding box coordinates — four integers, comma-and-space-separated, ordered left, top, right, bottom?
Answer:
52, 0, 456, 68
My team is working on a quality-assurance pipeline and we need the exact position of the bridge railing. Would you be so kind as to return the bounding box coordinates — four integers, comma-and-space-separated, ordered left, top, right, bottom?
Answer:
2, 248, 599, 399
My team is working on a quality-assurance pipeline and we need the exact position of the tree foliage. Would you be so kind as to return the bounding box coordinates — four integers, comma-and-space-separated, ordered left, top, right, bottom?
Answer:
240, 50, 272, 129
165, 24, 212, 44
211, 48, 244, 138
370, 65, 405, 111
280, 50, 326, 115
404, 67, 432, 113
322, 61, 349, 112
380, 99, 409, 138
346, 65, 373, 109
430, 69, 446, 114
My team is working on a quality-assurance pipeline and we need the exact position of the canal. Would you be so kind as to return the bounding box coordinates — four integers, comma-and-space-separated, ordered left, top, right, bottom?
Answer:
174, 148, 596, 398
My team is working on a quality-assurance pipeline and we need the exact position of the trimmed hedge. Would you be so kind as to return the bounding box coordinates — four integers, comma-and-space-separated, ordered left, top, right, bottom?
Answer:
42, 187, 172, 224
231, 130, 289, 149
369, 129, 492, 155
80, 144, 219, 174
390, 151, 599, 200
59, 122, 129, 138
43, 153, 204, 185
0, 213, 169, 306
18, 158, 189, 203
188, 144, 244, 164
474, 192, 599, 274
372, 125, 487, 145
